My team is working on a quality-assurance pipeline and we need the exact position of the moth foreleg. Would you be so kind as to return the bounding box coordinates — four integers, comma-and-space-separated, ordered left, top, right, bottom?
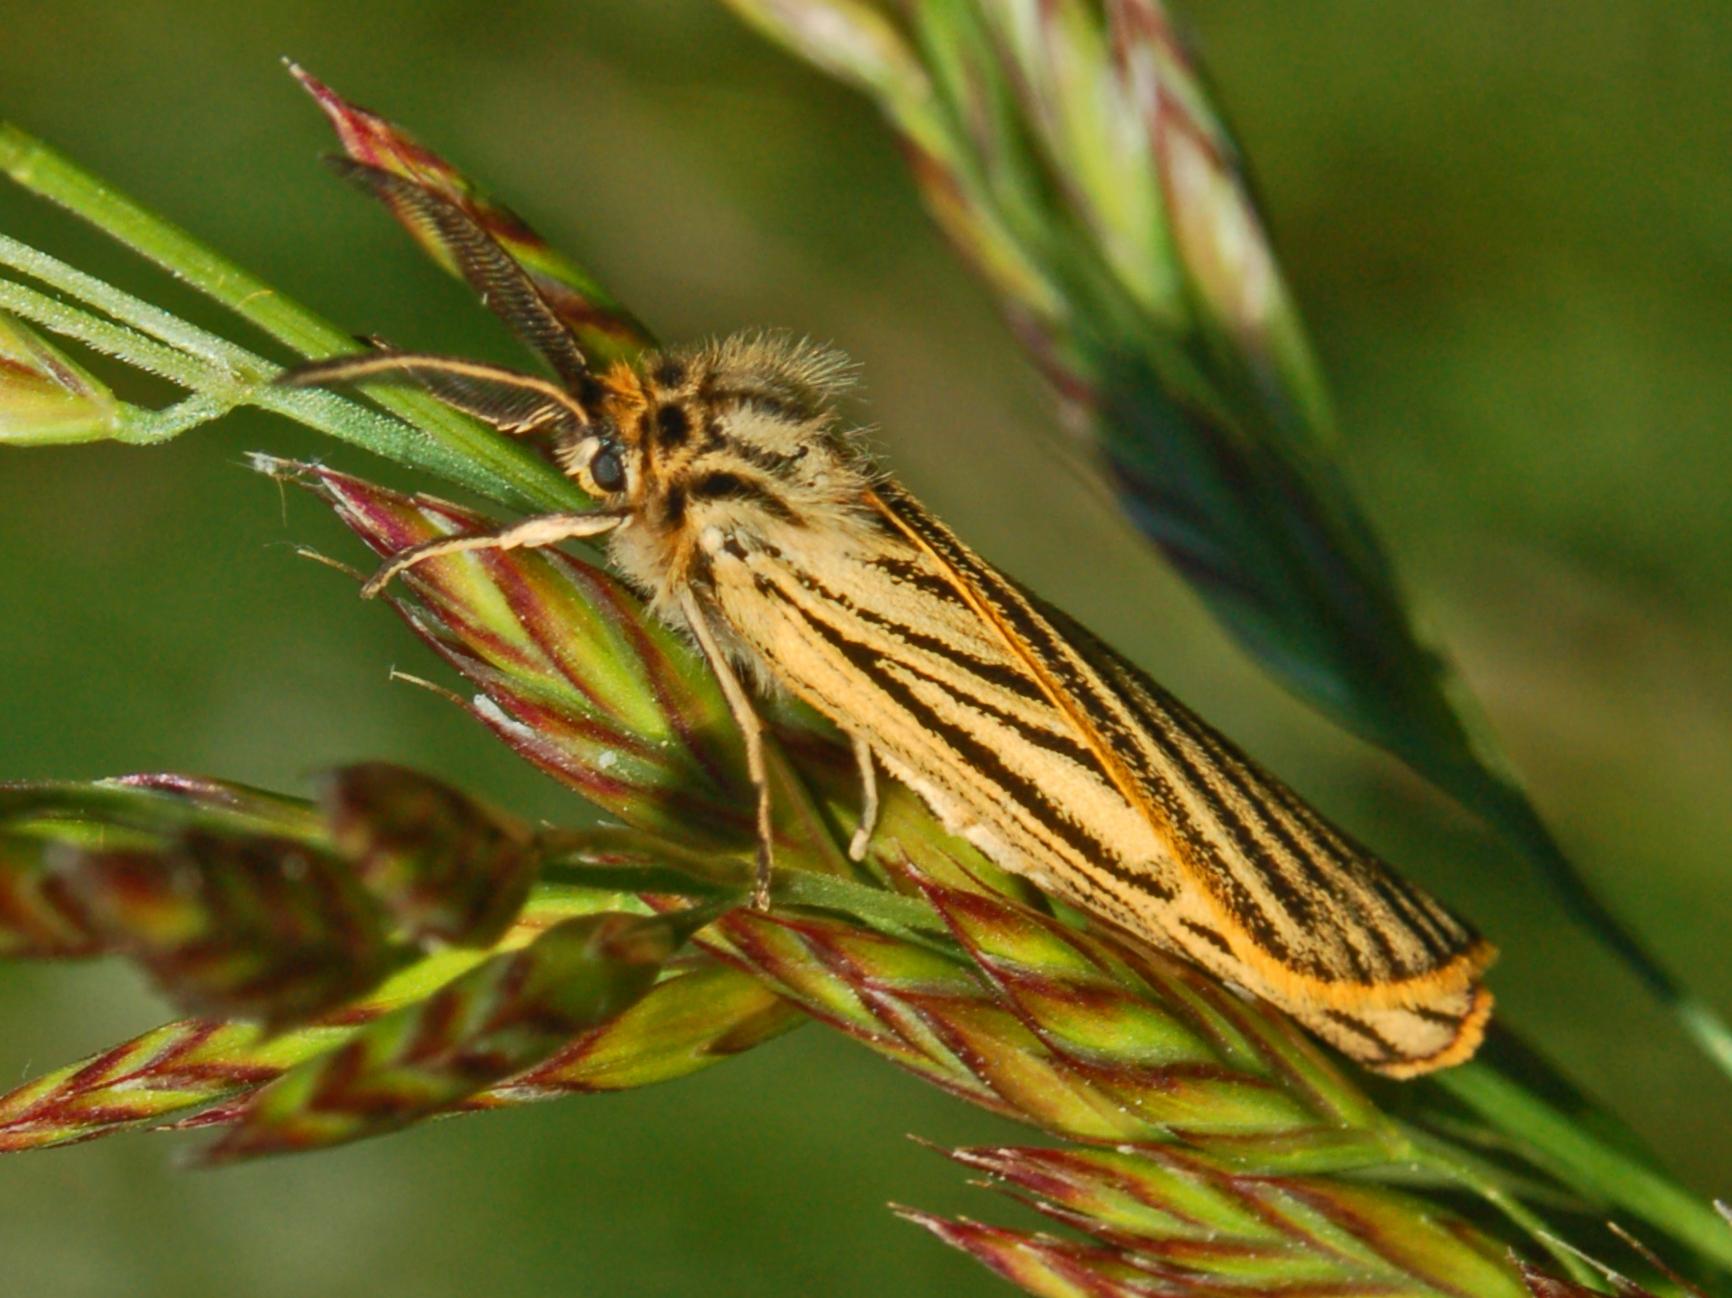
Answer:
359, 510, 626, 599
677, 589, 775, 910
847, 732, 879, 862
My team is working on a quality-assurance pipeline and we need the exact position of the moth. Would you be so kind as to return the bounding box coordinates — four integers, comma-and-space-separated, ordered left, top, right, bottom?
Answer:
283, 158, 1496, 1076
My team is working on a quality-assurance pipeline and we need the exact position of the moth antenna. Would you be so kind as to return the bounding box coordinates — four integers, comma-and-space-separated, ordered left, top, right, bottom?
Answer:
276, 351, 588, 436
323, 156, 590, 388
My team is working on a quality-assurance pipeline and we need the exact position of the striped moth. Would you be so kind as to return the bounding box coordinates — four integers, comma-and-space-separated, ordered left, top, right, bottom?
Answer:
283, 159, 1494, 1076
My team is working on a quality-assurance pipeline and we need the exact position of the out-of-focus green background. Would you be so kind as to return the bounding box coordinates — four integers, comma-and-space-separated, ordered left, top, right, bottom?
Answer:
3, 3, 1730, 1294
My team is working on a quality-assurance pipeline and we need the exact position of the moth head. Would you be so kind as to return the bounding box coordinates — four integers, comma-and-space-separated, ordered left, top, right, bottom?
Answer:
573, 333, 873, 598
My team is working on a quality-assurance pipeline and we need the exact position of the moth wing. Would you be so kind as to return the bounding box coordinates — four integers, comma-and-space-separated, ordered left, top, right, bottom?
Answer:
866, 483, 1494, 1075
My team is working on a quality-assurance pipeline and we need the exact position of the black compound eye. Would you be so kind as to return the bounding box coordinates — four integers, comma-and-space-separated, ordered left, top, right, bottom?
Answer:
589, 443, 626, 493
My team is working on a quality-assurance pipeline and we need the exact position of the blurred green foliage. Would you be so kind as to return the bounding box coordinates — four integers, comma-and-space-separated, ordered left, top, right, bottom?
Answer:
2, 2, 1729, 1294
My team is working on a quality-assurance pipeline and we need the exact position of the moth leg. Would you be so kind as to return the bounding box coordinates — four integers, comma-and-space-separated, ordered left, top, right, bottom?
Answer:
360, 511, 625, 599
847, 732, 879, 862
677, 589, 775, 910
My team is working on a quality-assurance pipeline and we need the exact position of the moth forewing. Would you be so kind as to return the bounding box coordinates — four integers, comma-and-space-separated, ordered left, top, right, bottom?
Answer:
682, 459, 1492, 1075
877, 483, 1495, 1072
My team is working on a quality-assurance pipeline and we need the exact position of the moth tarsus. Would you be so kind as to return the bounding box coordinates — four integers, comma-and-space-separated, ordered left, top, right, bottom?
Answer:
284, 166, 1495, 1076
